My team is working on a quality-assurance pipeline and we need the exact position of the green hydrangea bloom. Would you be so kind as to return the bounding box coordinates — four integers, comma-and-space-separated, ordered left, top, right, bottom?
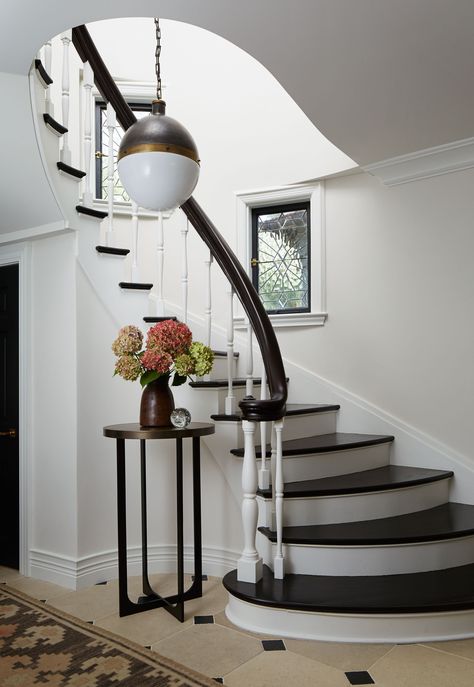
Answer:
189, 342, 214, 376
175, 353, 195, 377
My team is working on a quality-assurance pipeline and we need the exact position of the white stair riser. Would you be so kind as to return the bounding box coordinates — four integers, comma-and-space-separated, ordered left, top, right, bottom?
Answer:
211, 355, 239, 379
279, 412, 337, 441
226, 595, 474, 643
257, 479, 450, 527
282, 443, 391, 483
258, 532, 474, 576
218, 410, 339, 449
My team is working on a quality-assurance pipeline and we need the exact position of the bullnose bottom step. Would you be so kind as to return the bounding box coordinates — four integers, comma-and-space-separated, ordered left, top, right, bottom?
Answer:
223, 563, 474, 614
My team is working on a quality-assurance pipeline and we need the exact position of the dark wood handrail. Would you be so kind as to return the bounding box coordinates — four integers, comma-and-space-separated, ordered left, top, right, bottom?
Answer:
71, 25, 287, 421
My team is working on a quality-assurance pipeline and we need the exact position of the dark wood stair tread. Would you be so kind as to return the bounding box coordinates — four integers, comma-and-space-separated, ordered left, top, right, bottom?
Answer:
76, 205, 108, 219
96, 246, 130, 256
257, 465, 453, 499
35, 59, 53, 86
259, 502, 471, 546
212, 403, 340, 422
57, 161, 86, 179
190, 378, 263, 389
43, 113, 67, 135
231, 432, 394, 458
211, 350, 239, 358
223, 563, 474, 614
143, 316, 177, 323
119, 282, 153, 290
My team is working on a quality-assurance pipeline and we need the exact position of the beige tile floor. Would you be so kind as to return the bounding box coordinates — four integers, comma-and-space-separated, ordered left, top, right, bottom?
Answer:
2, 565, 474, 686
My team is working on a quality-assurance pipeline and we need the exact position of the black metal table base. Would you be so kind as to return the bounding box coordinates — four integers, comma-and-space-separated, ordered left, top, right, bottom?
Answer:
115, 435, 203, 621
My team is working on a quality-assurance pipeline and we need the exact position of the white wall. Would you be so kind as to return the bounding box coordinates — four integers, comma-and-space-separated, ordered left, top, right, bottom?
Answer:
277, 168, 474, 461
31, 232, 78, 561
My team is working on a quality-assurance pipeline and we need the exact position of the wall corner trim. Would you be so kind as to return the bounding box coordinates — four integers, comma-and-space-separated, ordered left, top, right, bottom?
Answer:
363, 137, 474, 186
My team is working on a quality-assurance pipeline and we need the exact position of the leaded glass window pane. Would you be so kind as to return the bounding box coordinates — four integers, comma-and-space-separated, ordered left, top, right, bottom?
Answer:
251, 202, 310, 314
95, 102, 150, 202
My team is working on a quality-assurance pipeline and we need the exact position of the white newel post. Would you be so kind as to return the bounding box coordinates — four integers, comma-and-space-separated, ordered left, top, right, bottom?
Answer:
60, 31, 71, 165
258, 364, 270, 490
105, 102, 116, 246
131, 202, 140, 282
156, 212, 165, 315
237, 420, 263, 583
246, 319, 254, 398
204, 251, 213, 347
43, 40, 53, 116
82, 61, 94, 207
273, 418, 285, 579
181, 219, 189, 323
225, 287, 236, 414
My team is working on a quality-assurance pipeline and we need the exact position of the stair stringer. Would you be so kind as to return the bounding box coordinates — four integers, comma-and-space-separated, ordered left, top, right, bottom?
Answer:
281, 357, 474, 506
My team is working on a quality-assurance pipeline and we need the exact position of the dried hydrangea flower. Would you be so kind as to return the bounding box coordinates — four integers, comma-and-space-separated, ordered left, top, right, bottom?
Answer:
112, 325, 143, 356
146, 320, 192, 356
141, 349, 173, 374
189, 342, 214, 376
114, 355, 142, 381
175, 353, 196, 377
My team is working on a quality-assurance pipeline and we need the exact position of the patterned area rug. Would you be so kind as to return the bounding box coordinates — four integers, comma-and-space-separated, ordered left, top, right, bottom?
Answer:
0, 584, 216, 686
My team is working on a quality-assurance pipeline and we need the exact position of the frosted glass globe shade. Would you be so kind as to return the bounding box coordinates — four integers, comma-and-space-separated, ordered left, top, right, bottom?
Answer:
118, 151, 200, 212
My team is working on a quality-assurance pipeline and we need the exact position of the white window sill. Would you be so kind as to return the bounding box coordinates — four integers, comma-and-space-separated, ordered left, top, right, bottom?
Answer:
234, 312, 327, 329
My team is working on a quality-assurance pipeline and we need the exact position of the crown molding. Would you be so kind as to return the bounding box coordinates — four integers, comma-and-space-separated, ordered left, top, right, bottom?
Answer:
363, 137, 474, 186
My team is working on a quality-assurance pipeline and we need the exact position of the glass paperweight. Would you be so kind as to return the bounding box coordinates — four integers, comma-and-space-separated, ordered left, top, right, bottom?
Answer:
170, 407, 191, 429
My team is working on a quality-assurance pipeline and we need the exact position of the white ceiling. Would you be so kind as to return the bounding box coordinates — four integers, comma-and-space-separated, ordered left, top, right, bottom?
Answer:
1, 0, 474, 165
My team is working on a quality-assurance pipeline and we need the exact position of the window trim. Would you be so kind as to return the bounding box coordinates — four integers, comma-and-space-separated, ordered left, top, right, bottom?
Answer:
235, 183, 327, 329
251, 200, 311, 315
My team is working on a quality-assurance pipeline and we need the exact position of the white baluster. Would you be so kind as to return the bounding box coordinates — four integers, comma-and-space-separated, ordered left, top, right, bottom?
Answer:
156, 212, 165, 315
273, 418, 285, 579
225, 287, 236, 414
258, 364, 270, 490
204, 251, 213, 347
131, 202, 140, 282
246, 318, 253, 398
43, 40, 53, 116
82, 61, 94, 207
237, 420, 263, 583
105, 102, 116, 246
60, 31, 71, 165
181, 219, 189, 323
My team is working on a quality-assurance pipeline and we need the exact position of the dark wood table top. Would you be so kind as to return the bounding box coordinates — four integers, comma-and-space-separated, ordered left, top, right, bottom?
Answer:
103, 422, 215, 440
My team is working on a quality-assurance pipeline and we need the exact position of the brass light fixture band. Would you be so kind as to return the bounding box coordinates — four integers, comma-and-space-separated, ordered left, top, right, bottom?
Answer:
118, 143, 200, 164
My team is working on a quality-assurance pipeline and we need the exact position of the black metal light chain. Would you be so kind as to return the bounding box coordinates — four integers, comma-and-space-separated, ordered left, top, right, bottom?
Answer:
154, 18, 162, 101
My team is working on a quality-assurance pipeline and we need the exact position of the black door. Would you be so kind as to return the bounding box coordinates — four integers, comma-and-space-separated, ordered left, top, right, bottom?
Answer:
0, 264, 19, 569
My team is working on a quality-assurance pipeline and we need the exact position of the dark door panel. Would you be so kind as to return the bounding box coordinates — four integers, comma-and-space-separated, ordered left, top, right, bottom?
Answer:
0, 264, 19, 569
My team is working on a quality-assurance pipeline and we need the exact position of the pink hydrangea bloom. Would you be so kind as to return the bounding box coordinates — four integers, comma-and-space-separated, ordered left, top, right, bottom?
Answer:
146, 320, 192, 356
141, 349, 173, 374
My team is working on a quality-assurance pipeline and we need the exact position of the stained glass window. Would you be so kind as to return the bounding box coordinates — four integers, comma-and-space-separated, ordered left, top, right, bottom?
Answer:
95, 101, 151, 202
251, 202, 310, 313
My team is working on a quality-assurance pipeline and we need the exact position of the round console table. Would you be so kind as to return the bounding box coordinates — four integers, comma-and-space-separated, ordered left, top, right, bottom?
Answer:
103, 422, 215, 621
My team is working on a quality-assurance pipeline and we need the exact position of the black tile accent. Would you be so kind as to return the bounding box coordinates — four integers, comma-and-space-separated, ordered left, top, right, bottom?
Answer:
194, 615, 214, 624
119, 282, 153, 291
262, 639, 286, 651
56, 161, 86, 179
345, 671, 375, 685
192, 574, 208, 581
96, 246, 130, 256
95, 580, 107, 585
213, 679, 224, 684
76, 205, 108, 219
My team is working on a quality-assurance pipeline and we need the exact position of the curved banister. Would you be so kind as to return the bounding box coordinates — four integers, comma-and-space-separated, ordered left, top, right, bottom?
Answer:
71, 25, 287, 422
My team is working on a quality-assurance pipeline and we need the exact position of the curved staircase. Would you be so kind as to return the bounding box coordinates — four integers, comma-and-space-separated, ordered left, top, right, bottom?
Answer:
31, 34, 474, 644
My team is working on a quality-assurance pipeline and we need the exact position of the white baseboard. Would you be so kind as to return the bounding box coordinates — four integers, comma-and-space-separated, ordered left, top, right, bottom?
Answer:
29, 545, 239, 590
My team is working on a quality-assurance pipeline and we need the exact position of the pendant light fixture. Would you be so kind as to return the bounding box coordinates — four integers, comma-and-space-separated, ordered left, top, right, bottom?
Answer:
117, 19, 200, 211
